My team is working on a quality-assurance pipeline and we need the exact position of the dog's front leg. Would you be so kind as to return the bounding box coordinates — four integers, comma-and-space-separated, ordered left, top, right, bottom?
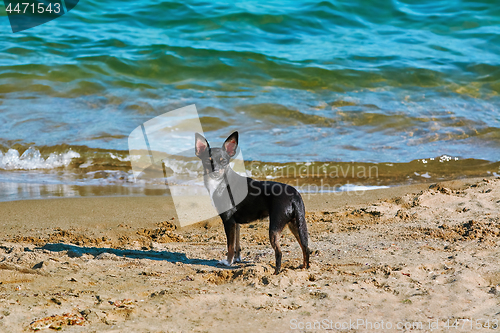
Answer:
219, 219, 237, 266
234, 223, 242, 263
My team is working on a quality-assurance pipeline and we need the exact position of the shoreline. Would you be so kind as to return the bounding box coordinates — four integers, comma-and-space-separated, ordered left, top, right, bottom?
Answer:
0, 176, 488, 227
1, 156, 498, 203
0, 180, 443, 233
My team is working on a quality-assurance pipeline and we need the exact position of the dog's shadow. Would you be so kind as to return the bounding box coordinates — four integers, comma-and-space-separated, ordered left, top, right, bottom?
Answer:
39, 243, 221, 268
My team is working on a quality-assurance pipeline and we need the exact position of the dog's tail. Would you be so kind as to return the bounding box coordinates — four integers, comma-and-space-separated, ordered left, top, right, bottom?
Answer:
292, 194, 310, 268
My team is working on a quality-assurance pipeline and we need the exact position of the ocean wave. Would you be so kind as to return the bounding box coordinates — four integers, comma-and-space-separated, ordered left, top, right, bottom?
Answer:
0, 144, 497, 186
0, 0, 499, 182
0, 148, 80, 170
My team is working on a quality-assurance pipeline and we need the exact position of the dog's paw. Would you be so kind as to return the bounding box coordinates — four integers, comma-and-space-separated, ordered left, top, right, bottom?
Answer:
234, 256, 242, 263
218, 259, 233, 267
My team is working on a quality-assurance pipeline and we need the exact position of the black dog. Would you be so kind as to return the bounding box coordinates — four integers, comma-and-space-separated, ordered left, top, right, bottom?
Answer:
195, 131, 310, 274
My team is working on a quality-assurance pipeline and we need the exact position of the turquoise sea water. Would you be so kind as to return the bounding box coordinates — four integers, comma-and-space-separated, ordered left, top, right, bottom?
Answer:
0, 0, 499, 199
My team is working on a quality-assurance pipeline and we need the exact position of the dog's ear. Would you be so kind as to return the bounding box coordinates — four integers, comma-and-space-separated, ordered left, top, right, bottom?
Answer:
195, 133, 209, 157
223, 131, 238, 157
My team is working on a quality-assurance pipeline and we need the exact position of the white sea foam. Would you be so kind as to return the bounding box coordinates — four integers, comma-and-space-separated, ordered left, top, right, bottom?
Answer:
299, 183, 390, 193
109, 153, 131, 162
162, 158, 200, 177
79, 159, 93, 168
0, 148, 80, 170
337, 184, 390, 192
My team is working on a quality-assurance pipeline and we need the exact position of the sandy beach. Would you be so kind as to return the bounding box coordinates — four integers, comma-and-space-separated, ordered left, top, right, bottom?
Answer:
2, 0, 499, 331
0, 176, 499, 332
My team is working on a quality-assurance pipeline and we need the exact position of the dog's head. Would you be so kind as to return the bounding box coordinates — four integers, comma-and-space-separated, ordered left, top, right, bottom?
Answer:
195, 131, 238, 180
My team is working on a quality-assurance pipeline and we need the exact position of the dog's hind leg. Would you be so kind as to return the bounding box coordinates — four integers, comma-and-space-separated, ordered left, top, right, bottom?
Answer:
269, 228, 282, 275
289, 201, 310, 269
287, 222, 310, 269
234, 223, 242, 262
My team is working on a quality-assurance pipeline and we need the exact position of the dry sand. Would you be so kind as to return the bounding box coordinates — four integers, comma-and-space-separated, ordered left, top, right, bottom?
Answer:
0, 177, 499, 332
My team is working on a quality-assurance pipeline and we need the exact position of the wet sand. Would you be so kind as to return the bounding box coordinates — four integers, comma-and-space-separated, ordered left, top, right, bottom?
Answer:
0, 177, 499, 332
